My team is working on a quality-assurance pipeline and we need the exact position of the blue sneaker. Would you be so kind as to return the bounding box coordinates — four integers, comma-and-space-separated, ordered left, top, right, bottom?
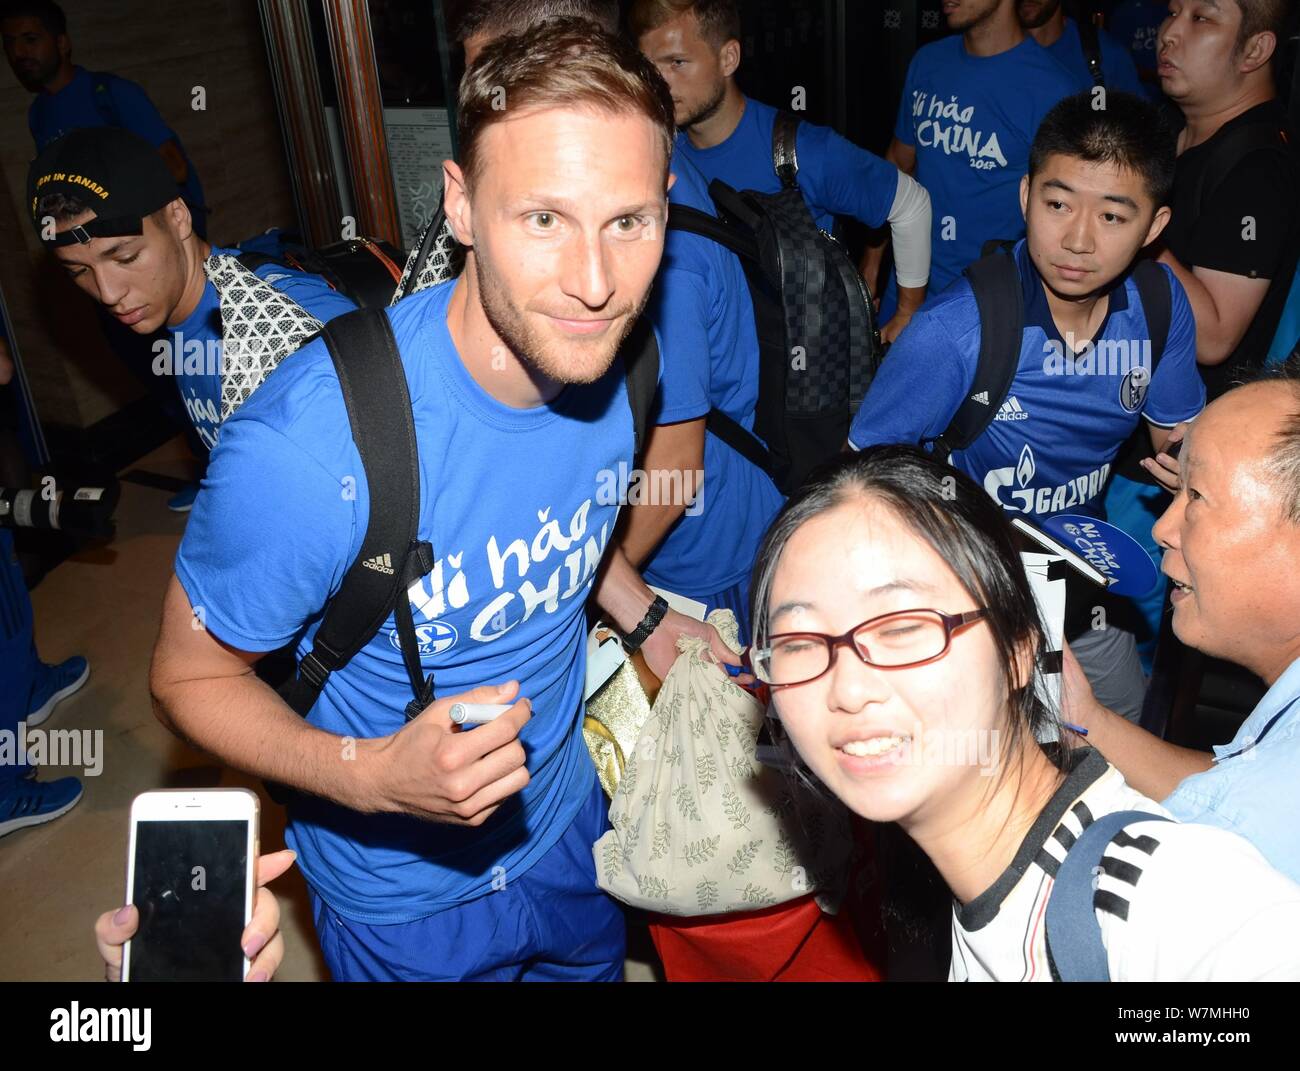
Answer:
26, 655, 90, 728
167, 482, 200, 512
0, 776, 83, 838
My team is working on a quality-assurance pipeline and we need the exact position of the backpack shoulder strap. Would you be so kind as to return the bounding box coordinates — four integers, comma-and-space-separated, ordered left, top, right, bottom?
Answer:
772, 110, 802, 190
1077, 18, 1105, 88
1045, 809, 1174, 982
1131, 260, 1172, 371
278, 306, 432, 720
931, 246, 1023, 459
622, 315, 659, 457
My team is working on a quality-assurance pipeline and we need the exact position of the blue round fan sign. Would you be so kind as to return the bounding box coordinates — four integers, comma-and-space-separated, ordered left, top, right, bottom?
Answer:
1041, 514, 1161, 597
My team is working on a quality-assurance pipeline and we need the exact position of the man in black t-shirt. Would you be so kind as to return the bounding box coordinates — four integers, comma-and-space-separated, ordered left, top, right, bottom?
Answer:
1107, 0, 1300, 669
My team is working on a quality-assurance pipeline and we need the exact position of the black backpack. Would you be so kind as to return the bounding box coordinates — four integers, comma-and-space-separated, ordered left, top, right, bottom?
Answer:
272, 307, 660, 738
668, 111, 883, 495
236, 237, 407, 310
924, 241, 1172, 462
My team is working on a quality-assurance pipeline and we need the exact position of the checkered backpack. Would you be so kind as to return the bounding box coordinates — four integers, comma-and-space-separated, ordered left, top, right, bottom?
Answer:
669, 111, 883, 495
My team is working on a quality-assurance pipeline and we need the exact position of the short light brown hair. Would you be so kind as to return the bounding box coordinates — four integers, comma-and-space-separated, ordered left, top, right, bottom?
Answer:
628, 0, 742, 48
454, 0, 619, 41
457, 16, 675, 193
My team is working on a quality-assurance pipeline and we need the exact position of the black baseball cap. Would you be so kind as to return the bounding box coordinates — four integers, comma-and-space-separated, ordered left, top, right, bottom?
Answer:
27, 126, 181, 247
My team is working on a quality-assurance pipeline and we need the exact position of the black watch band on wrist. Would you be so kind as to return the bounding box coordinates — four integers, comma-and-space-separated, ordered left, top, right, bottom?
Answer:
622, 594, 669, 654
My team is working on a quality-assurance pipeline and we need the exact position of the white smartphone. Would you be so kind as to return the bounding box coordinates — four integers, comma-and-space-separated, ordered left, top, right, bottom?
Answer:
122, 788, 259, 982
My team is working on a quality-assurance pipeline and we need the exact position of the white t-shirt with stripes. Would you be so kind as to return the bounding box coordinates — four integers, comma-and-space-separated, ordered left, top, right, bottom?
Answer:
948, 748, 1300, 981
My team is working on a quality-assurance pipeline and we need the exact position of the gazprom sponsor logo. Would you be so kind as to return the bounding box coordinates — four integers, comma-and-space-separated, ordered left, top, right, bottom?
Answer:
390, 619, 458, 657
983, 445, 1110, 515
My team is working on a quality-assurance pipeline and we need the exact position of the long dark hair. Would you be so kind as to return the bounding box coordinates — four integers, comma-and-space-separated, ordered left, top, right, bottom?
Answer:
748, 446, 1068, 966
751, 445, 1063, 769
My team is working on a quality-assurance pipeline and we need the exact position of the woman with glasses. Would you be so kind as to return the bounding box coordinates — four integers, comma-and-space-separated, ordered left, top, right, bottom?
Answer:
748, 445, 1300, 980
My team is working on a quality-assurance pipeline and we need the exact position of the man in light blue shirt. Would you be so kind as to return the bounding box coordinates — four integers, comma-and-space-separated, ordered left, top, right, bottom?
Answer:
1063, 362, 1300, 883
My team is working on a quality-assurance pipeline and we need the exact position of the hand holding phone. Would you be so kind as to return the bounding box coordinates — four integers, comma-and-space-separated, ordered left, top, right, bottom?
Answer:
100, 847, 294, 982
121, 789, 260, 982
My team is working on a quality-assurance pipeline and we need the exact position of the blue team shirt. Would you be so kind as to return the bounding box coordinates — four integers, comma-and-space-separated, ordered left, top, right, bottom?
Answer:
167, 247, 356, 450
175, 279, 651, 922
1107, 0, 1168, 81
673, 96, 898, 237
642, 157, 784, 598
29, 66, 205, 217
889, 36, 1079, 309
1046, 18, 1144, 97
849, 240, 1204, 519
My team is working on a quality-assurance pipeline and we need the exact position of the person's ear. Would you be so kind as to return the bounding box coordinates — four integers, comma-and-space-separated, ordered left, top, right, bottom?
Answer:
442, 159, 473, 247
1012, 631, 1038, 694
719, 37, 741, 79
1019, 173, 1030, 222
159, 197, 193, 243
1142, 204, 1172, 248
1238, 30, 1276, 75
57, 32, 71, 62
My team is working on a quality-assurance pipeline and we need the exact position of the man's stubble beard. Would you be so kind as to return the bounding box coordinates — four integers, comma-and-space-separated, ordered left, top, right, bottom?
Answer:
681, 77, 728, 131
473, 246, 649, 387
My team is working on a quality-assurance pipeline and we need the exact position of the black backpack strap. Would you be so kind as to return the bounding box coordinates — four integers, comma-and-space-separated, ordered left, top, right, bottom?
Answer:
277, 307, 433, 721
1131, 259, 1172, 373
1045, 809, 1173, 981
664, 201, 776, 473
772, 110, 802, 190
667, 202, 761, 261
622, 314, 659, 457
1078, 18, 1105, 88
929, 246, 1023, 460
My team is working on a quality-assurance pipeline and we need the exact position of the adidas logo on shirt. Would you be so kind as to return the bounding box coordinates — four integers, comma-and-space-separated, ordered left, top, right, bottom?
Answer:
362, 552, 395, 575
994, 395, 1030, 422
971, 391, 990, 405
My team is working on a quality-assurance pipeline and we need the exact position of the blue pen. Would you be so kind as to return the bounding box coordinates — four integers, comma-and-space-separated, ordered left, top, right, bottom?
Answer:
1063, 722, 1089, 737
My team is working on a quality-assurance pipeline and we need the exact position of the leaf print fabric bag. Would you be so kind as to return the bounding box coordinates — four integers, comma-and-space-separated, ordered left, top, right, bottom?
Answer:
593, 610, 853, 916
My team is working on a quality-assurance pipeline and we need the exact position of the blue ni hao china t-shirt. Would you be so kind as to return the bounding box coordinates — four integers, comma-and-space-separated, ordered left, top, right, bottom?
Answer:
888, 35, 1079, 309
673, 95, 898, 238
849, 240, 1204, 520
642, 156, 785, 599
166, 246, 356, 450
176, 279, 653, 923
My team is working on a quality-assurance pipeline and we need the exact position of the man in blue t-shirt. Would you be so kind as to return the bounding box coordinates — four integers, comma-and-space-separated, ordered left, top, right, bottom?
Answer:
28, 127, 355, 457
868, 0, 1079, 322
1106, 0, 1170, 98
3, 0, 207, 236
849, 92, 1205, 721
147, 22, 737, 982
631, 0, 933, 343
1019, 0, 1145, 96
617, 153, 784, 643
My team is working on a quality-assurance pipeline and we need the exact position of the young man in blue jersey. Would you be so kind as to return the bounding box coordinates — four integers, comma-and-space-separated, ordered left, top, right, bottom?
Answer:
28, 127, 356, 455
866, 0, 1079, 323
631, 0, 933, 343
149, 20, 734, 981
1019, 0, 1145, 96
849, 92, 1206, 722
